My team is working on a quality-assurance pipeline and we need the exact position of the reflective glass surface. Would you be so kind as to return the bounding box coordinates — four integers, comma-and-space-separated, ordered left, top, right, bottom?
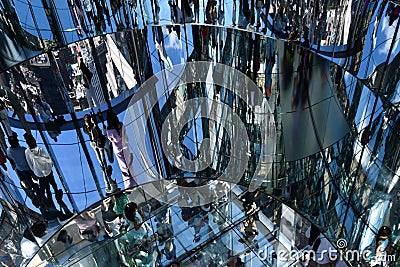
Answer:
27, 183, 341, 267
0, 0, 399, 265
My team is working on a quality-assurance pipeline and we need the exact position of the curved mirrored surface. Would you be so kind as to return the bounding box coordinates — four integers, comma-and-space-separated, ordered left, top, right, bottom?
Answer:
0, 13, 398, 267
27, 183, 349, 267
0, 0, 398, 77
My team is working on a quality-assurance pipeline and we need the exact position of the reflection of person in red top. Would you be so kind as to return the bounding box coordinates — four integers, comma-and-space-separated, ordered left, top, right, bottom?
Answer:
206, 0, 218, 24
389, 5, 400, 26
227, 250, 246, 267
193, 0, 200, 22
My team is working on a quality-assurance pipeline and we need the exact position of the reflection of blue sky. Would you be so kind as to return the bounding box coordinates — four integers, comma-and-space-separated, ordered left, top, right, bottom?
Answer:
354, 86, 383, 131
344, 72, 357, 104
358, 2, 400, 79
4, 2, 399, 259
4, 110, 153, 212
335, 197, 356, 236
14, 0, 81, 43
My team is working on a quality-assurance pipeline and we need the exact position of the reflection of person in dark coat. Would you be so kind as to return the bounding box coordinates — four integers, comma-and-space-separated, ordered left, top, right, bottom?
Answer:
0, 86, 31, 135
77, 54, 101, 109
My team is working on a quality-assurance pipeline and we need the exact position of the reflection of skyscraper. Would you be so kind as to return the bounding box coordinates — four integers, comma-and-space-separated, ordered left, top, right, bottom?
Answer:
27, 57, 69, 115
41, 0, 67, 46
88, 51, 106, 105
0, 0, 42, 70
80, 42, 106, 106
97, 41, 118, 98
56, 46, 78, 93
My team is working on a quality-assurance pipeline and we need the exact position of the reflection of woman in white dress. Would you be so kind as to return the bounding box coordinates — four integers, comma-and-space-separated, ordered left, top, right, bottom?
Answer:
107, 111, 136, 189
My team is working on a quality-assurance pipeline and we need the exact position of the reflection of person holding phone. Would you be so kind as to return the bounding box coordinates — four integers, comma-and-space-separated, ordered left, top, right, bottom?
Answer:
365, 226, 393, 267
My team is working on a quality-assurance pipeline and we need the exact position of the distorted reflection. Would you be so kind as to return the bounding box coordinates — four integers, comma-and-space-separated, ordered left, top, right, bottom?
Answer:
23, 184, 348, 267
1, 0, 395, 72
0, 20, 398, 267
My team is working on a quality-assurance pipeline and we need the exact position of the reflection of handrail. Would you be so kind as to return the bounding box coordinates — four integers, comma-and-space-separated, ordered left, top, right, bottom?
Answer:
27, 182, 354, 266
29, 184, 273, 266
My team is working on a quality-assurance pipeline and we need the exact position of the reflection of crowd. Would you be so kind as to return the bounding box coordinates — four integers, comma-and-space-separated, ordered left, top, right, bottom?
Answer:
0, 68, 65, 142
10, 189, 186, 265
238, 191, 260, 246
17, 180, 390, 267
83, 111, 136, 193
292, 40, 312, 112
0, 78, 75, 257
55, 0, 328, 44
0, 66, 139, 266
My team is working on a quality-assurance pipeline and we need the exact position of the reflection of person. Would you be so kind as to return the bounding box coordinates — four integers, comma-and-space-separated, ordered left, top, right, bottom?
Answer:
105, 165, 118, 194
82, 0, 94, 30
0, 86, 31, 135
365, 226, 393, 267
193, 0, 200, 22
168, 0, 181, 23
292, 44, 311, 112
33, 96, 53, 123
77, 54, 100, 110
74, 211, 101, 242
0, 99, 13, 137
56, 229, 73, 245
304, 224, 337, 267
83, 78, 100, 109
238, 192, 259, 244
206, 0, 218, 24
84, 114, 107, 169
67, 0, 84, 36
20, 228, 39, 260
124, 202, 147, 246
30, 221, 55, 246
33, 96, 60, 142
107, 111, 136, 189
21, 221, 55, 259
7, 135, 41, 206
274, 6, 288, 37
24, 134, 59, 206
